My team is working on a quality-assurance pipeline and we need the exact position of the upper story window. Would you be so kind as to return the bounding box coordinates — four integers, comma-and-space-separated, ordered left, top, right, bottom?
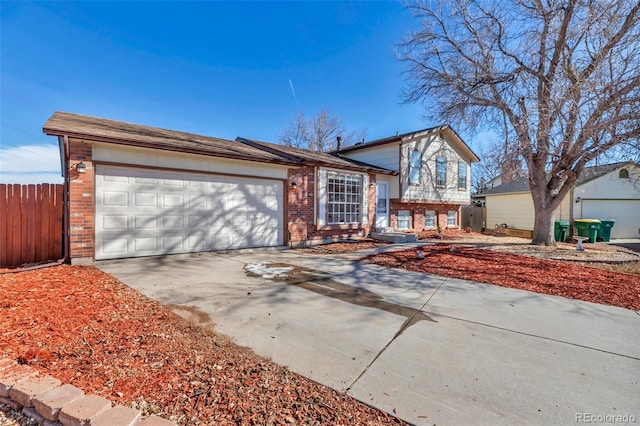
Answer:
619, 169, 629, 179
326, 172, 363, 224
458, 161, 467, 189
436, 157, 447, 187
409, 149, 421, 185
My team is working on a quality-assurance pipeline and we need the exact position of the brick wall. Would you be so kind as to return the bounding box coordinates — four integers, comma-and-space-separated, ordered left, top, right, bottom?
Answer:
389, 201, 461, 232
0, 358, 175, 425
287, 166, 315, 242
287, 168, 376, 245
68, 139, 94, 263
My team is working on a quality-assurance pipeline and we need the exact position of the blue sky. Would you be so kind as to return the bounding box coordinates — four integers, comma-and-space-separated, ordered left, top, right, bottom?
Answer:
1, 1, 443, 183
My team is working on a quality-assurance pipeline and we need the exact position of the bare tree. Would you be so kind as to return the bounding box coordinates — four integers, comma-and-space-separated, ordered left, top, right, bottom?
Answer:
398, 0, 640, 245
279, 110, 365, 152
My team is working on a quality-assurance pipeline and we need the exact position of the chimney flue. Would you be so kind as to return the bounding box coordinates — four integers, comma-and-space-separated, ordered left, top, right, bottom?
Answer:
336, 136, 342, 150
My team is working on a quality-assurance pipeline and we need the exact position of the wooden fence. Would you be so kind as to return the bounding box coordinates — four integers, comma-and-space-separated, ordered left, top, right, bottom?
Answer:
0, 184, 64, 268
461, 205, 486, 233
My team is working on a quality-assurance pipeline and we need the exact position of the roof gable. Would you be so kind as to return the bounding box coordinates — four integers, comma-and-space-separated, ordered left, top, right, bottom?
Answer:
337, 125, 480, 163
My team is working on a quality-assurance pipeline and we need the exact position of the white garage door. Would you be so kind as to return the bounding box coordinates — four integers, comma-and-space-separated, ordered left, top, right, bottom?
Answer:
581, 199, 640, 239
95, 165, 284, 260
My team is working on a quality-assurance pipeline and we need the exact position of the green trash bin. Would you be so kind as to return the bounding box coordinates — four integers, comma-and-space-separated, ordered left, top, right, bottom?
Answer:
574, 219, 601, 243
598, 219, 615, 242
554, 220, 570, 242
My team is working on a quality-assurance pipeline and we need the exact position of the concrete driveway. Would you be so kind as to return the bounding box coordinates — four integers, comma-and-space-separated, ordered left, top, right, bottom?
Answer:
98, 249, 640, 426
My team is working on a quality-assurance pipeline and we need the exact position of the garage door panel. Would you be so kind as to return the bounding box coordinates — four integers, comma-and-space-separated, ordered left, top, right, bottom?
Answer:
134, 216, 157, 229
101, 238, 129, 256
162, 178, 183, 187
135, 193, 157, 207
162, 216, 183, 229
134, 237, 158, 252
96, 165, 283, 260
102, 215, 128, 230
162, 194, 184, 208
188, 195, 207, 208
162, 236, 183, 251
135, 177, 157, 184
581, 200, 640, 239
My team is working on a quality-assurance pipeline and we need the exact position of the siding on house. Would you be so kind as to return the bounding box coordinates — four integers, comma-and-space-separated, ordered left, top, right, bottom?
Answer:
573, 166, 640, 203
400, 134, 473, 204
340, 144, 401, 198
486, 191, 571, 231
93, 142, 289, 180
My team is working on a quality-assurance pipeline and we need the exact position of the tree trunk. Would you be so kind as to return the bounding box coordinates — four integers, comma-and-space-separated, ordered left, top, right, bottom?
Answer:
530, 190, 556, 246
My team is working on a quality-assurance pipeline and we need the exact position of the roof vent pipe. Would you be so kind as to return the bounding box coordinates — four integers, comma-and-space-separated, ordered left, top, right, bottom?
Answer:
336, 136, 342, 151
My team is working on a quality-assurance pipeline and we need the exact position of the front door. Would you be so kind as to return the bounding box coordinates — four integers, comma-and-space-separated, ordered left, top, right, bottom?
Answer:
376, 181, 389, 228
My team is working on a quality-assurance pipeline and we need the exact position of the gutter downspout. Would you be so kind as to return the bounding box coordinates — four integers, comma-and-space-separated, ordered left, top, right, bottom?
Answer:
61, 135, 70, 263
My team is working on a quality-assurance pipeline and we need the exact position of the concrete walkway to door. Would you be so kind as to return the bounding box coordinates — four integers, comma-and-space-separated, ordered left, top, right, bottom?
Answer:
97, 249, 640, 426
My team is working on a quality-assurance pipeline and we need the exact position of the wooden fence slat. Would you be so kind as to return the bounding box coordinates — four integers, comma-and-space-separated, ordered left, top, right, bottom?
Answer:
26, 184, 37, 264
11, 184, 21, 266
52, 184, 64, 260
20, 185, 29, 264
40, 183, 51, 262
34, 185, 43, 262
0, 185, 7, 266
5, 185, 14, 267
48, 184, 57, 261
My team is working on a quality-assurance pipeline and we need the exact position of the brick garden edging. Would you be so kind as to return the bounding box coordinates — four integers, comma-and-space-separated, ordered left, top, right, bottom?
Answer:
0, 358, 175, 426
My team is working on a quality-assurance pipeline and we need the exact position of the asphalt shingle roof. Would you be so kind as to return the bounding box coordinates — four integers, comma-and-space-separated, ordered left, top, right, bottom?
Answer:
43, 111, 299, 165
236, 137, 396, 174
480, 162, 634, 195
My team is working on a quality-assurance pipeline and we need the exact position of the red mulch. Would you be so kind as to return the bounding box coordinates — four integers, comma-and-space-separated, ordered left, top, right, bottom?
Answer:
363, 244, 640, 310
0, 265, 406, 425
293, 239, 387, 255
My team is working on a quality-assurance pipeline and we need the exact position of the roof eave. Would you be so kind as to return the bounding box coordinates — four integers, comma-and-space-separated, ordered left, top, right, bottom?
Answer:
43, 128, 300, 167
335, 137, 402, 153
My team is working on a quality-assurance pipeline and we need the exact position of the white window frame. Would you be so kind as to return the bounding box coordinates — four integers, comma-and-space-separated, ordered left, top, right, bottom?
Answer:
425, 210, 436, 228
436, 157, 447, 187
318, 170, 369, 225
458, 161, 467, 189
409, 149, 421, 185
398, 210, 411, 230
447, 210, 457, 226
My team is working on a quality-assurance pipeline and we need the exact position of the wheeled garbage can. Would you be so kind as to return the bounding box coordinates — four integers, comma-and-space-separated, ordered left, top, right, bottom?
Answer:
554, 221, 570, 242
598, 219, 615, 242
574, 219, 601, 243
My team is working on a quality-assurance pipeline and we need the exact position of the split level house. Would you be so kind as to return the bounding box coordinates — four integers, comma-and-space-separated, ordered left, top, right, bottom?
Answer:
43, 111, 479, 263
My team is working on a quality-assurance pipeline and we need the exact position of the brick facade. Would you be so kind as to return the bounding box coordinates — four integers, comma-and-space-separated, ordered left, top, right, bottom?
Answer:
287, 167, 377, 246
67, 139, 95, 262
389, 201, 461, 232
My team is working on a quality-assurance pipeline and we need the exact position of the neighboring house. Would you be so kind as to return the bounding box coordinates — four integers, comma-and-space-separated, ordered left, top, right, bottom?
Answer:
337, 126, 480, 232
43, 112, 477, 263
481, 162, 640, 239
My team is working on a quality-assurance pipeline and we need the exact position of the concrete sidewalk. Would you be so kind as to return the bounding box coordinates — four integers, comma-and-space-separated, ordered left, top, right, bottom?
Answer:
98, 249, 640, 426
